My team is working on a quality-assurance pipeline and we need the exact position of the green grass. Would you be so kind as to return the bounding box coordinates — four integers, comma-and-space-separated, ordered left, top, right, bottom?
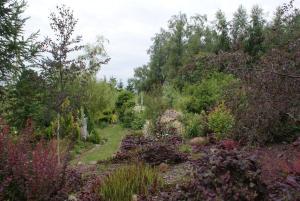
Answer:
75, 125, 127, 164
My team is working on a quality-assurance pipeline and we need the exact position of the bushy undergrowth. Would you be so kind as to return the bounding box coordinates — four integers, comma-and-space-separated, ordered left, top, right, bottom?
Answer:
182, 112, 207, 138
181, 72, 238, 113
208, 102, 235, 140
113, 134, 187, 165
140, 141, 188, 165
0, 126, 66, 201
99, 163, 162, 201
141, 148, 267, 201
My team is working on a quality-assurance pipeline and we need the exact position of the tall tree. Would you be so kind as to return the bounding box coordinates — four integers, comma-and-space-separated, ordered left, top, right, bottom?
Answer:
245, 5, 265, 57
215, 10, 231, 52
41, 5, 109, 160
166, 13, 188, 80
231, 5, 248, 50
185, 14, 208, 60
147, 29, 169, 87
0, 0, 38, 98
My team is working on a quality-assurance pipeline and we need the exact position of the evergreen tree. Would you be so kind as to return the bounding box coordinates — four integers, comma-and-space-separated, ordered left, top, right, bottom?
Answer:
0, 0, 38, 98
7, 69, 45, 128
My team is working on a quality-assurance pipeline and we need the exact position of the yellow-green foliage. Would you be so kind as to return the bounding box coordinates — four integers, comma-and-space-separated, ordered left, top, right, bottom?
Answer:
179, 144, 192, 154
99, 164, 162, 201
208, 102, 235, 140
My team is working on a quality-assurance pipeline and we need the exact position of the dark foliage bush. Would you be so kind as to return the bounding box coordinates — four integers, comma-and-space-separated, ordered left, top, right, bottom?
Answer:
113, 134, 186, 165
139, 142, 188, 165
141, 148, 267, 201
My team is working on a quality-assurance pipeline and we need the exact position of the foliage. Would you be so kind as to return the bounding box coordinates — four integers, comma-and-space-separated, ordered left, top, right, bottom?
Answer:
245, 5, 265, 58
6, 69, 45, 129
0, 0, 38, 92
115, 90, 135, 127
207, 102, 235, 140
142, 148, 267, 201
179, 144, 192, 153
0, 125, 67, 201
84, 78, 118, 127
99, 164, 162, 201
131, 113, 146, 130
114, 134, 186, 165
162, 84, 180, 108
182, 112, 207, 138
140, 141, 188, 165
182, 72, 237, 113
87, 130, 101, 144
144, 90, 168, 123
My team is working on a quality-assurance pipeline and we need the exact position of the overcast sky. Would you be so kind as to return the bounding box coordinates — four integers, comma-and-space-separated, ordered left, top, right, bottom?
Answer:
24, 0, 298, 82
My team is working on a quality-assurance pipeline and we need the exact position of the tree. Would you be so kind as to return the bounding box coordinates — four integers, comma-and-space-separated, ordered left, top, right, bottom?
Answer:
117, 80, 124, 90
166, 13, 188, 80
40, 5, 108, 160
126, 78, 135, 93
185, 14, 208, 59
7, 69, 45, 129
245, 5, 265, 57
132, 65, 150, 92
0, 0, 38, 99
231, 5, 248, 50
215, 10, 231, 52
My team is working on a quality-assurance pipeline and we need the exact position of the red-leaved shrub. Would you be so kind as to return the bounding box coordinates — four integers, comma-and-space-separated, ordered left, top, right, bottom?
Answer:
0, 124, 67, 201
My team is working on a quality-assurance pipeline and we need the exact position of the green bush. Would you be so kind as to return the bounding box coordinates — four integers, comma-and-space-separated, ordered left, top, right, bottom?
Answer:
144, 90, 168, 123
115, 90, 136, 126
99, 164, 162, 201
87, 130, 106, 144
208, 102, 235, 140
179, 144, 192, 154
182, 72, 237, 113
131, 113, 146, 130
183, 112, 207, 138
121, 108, 135, 128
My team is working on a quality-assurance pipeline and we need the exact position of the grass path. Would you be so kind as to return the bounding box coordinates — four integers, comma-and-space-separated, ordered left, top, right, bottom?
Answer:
75, 125, 127, 164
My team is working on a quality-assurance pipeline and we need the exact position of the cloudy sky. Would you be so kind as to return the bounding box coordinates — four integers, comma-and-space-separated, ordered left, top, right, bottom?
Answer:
24, 0, 297, 82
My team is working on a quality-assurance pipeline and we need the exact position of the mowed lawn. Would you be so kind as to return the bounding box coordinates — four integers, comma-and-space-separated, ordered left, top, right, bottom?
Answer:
77, 125, 127, 164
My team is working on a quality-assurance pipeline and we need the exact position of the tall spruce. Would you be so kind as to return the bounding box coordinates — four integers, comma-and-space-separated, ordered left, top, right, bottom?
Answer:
0, 0, 38, 98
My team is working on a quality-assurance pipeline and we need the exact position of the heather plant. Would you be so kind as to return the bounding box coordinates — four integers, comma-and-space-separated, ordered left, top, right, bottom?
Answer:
99, 163, 162, 201
208, 102, 235, 140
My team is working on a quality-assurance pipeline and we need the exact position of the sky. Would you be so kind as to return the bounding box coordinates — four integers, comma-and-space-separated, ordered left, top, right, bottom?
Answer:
24, 0, 299, 83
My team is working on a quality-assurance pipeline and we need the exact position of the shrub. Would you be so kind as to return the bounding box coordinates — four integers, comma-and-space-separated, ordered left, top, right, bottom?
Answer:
182, 72, 238, 113
115, 90, 135, 125
113, 134, 186, 165
139, 141, 187, 165
121, 108, 135, 128
142, 149, 267, 201
179, 144, 192, 154
182, 112, 207, 138
87, 130, 101, 144
99, 164, 162, 201
0, 129, 66, 201
208, 102, 235, 140
131, 113, 146, 130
